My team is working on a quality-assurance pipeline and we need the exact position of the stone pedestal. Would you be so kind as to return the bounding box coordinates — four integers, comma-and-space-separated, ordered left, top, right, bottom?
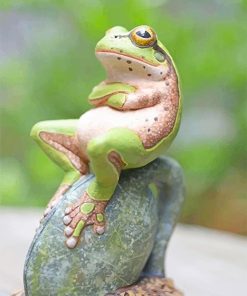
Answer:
24, 157, 184, 296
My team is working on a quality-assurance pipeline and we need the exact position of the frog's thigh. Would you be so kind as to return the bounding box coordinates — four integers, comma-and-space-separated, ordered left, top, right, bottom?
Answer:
86, 128, 146, 201
31, 119, 85, 183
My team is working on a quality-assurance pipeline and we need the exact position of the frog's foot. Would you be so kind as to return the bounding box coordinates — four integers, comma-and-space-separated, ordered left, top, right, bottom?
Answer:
43, 184, 71, 218
108, 277, 183, 296
63, 192, 107, 249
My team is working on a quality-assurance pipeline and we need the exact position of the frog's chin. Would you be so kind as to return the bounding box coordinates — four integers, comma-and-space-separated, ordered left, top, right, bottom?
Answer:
96, 50, 169, 82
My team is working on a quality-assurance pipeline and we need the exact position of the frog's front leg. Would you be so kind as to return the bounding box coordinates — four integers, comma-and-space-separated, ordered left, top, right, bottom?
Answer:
30, 119, 88, 217
88, 82, 160, 111
107, 88, 161, 110
63, 128, 146, 249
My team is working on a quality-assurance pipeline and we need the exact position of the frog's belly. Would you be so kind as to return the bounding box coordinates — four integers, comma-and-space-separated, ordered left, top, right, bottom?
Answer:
76, 104, 175, 156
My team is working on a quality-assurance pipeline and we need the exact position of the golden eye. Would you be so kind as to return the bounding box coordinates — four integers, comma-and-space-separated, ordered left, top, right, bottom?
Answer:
129, 26, 157, 48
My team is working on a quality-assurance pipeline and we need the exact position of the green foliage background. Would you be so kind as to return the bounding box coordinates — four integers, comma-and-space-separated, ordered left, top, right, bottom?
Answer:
1, 0, 246, 234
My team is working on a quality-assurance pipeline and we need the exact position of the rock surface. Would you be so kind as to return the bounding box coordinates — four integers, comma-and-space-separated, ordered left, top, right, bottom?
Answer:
24, 157, 184, 296
2, 210, 246, 296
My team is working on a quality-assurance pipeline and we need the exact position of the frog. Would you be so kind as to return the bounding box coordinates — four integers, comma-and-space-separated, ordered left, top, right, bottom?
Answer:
31, 25, 181, 250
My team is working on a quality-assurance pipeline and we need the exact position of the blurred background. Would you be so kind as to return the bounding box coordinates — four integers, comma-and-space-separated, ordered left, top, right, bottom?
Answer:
1, 0, 246, 235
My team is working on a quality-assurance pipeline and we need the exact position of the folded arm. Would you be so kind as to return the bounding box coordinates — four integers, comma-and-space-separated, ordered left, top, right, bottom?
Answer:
107, 89, 161, 110
88, 82, 160, 110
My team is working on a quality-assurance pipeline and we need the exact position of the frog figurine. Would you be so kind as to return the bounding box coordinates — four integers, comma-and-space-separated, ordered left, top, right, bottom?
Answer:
31, 25, 181, 250
20, 25, 184, 296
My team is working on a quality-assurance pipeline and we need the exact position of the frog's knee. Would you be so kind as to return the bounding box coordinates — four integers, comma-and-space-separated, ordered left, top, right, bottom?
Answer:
87, 138, 107, 159
30, 121, 43, 140
30, 121, 49, 141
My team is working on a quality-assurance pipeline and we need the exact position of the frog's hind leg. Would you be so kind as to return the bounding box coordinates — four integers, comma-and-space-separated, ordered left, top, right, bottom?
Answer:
31, 119, 88, 216
63, 128, 146, 249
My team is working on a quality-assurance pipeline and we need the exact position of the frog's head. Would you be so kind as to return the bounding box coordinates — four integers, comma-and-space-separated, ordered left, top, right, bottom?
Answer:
96, 26, 172, 82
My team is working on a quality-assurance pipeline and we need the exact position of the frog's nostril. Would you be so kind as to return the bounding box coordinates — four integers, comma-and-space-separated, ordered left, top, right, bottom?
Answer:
114, 34, 128, 39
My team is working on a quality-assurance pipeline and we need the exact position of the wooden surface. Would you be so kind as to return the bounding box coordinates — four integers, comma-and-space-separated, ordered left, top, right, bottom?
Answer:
0, 207, 246, 296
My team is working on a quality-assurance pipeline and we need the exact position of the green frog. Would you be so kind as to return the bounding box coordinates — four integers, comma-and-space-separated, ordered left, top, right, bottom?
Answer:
31, 25, 181, 250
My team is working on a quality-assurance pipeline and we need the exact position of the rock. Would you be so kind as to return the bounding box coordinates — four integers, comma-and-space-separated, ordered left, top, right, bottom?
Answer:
24, 157, 184, 296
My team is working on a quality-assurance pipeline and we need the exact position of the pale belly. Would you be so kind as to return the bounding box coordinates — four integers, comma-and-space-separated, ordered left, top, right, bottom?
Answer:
76, 103, 176, 157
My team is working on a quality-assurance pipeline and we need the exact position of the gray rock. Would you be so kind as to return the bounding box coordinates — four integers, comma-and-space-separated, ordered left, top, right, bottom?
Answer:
24, 157, 184, 296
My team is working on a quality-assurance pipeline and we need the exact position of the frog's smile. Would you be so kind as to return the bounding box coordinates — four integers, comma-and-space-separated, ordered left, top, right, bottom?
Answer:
96, 49, 160, 67
96, 49, 168, 82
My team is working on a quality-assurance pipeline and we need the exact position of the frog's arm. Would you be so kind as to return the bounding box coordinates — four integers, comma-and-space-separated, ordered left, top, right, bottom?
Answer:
88, 82, 135, 107
89, 82, 160, 110
109, 88, 160, 110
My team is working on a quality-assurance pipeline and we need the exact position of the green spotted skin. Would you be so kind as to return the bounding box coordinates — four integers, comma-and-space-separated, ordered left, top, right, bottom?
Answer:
96, 213, 105, 222
80, 203, 95, 214
73, 221, 85, 237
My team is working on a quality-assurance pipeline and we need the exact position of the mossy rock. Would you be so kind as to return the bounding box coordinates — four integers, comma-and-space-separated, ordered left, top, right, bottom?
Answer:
24, 157, 184, 296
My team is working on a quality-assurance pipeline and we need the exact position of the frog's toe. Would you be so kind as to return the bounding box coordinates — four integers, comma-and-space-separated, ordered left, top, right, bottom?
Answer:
63, 214, 72, 225
94, 224, 105, 235
63, 211, 86, 248
64, 226, 74, 237
66, 236, 78, 249
64, 206, 72, 215
70, 206, 81, 218
93, 213, 106, 234
64, 219, 85, 248
63, 204, 81, 226
64, 197, 84, 218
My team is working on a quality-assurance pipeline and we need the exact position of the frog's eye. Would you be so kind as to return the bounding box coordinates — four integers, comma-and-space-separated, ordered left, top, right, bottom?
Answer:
130, 26, 157, 48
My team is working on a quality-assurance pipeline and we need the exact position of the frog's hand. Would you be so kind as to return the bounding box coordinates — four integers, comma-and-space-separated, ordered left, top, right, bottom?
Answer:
89, 82, 160, 110
88, 82, 135, 107
107, 88, 161, 110
63, 192, 107, 249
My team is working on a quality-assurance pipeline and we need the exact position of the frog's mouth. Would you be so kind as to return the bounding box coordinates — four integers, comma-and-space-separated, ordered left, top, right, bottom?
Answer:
96, 49, 159, 67
96, 49, 168, 81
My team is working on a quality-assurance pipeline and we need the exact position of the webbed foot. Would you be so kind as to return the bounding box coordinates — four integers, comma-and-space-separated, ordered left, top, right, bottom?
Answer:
63, 192, 107, 249
108, 277, 183, 296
